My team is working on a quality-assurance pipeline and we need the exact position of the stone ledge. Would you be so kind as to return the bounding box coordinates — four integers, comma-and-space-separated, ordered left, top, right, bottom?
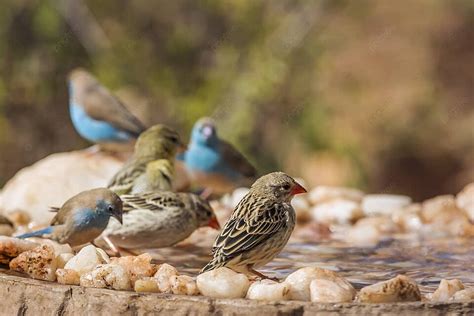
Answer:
0, 271, 472, 315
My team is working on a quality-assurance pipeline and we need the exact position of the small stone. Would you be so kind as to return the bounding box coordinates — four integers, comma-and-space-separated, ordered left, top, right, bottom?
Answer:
111, 253, 157, 286
56, 268, 80, 285
392, 205, 423, 232
292, 195, 312, 224
428, 279, 464, 302
246, 280, 290, 301
451, 288, 474, 301
310, 278, 356, 303
362, 194, 412, 216
171, 275, 200, 295
134, 277, 160, 293
9, 244, 57, 281
285, 267, 355, 301
80, 264, 131, 290
64, 245, 109, 276
56, 253, 74, 269
0, 236, 38, 263
421, 195, 465, 223
309, 186, 364, 205
197, 267, 250, 299
154, 263, 178, 293
29, 239, 73, 256
346, 225, 381, 246
356, 275, 421, 303
311, 200, 363, 225
456, 183, 474, 221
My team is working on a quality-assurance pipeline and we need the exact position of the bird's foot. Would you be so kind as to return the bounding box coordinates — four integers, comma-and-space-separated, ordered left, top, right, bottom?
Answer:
82, 145, 102, 156
249, 268, 279, 282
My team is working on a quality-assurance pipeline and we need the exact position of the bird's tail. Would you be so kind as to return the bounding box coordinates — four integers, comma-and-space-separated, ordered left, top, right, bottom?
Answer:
16, 227, 53, 239
200, 257, 226, 274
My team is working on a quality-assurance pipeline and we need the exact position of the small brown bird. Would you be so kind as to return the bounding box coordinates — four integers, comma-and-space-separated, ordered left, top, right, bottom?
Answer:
201, 172, 306, 278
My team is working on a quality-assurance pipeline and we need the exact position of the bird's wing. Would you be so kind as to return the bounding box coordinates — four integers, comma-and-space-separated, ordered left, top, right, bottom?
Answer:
219, 140, 257, 178
107, 161, 147, 195
80, 83, 146, 136
211, 197, 288, 260
120, 192, 186, 213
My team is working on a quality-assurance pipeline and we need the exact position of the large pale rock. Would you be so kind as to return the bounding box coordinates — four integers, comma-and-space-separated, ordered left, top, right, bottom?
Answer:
362, 194, 412, 216
356, 275, 421, 303
427, 279, 464, 302
0, 150, 124, 225
456, 183, 474, 221
346, 216, 399, 246
311, 200, 363, 225
197, 267, 250, 299
111, 253, 157, 286
9, 244, 57, 281
80, 264, 131, 290
0, 236, 39, 264
64, 245, 110, 276
308, 186, 364, 205
285, 267, 355, 302
246, 280, 290, 301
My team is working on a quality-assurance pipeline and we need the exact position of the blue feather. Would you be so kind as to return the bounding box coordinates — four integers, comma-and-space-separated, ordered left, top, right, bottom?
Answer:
17, 226, 54, 239
69, 103, 133, 143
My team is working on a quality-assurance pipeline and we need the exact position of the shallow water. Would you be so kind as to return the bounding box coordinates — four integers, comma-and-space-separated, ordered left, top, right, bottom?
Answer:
150, 234, 474, 294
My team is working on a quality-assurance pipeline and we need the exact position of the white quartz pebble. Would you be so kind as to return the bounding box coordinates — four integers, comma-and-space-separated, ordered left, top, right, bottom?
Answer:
246, 280, 290, 301
154, 263, 178, 293
362, 194, 412, 216
311, 200, 363, 225
310, 278, 355, 303
171, 275, 200, 296
80, 264, 131, 290
197, 267, 250, 299
428, 279, 464, 302
64, 245, 109, 276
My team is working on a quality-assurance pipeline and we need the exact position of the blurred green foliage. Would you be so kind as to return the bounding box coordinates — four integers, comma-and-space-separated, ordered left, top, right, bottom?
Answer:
0, 0, 472, 199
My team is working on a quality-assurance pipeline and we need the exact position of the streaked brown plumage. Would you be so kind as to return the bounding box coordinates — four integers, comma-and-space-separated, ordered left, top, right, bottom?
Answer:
201, 172, 306, 278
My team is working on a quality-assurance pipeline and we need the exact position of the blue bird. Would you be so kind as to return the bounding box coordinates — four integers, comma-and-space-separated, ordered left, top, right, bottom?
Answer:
68, 68, 146, 144
17, 188, 123, 247
179, 117, 257, 195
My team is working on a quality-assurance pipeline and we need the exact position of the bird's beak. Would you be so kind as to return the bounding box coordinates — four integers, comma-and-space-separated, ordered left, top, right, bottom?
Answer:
208, 217, 220, 230
113, 212, 123, 225
291, 182, 307, 195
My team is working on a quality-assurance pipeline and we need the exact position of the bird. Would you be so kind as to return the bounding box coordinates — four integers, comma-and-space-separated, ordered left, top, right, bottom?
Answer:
200, 172, 306, 279
107, 124, 183, 195
100, 191, 220, 252
68, 68, 146, 144
16, 188, 123, 247
178, 117, 257, 195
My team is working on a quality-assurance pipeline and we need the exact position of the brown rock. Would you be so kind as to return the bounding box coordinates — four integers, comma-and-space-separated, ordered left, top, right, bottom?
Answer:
356, 275, 421, 303
0, 236, 39, 264
9, 244, 57, 281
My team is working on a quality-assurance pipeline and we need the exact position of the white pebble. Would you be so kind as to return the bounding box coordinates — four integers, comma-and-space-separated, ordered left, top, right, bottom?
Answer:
134, 277, 160, 293
111, 253, 157, 286
451, 288, 474, 301
197, 267, 250, 299
154, 263, 178, 293
456, 183, 474, 222
309, 186, 364, 205
64, 245, 109, 276
285, 267, 355, 301
56, 253, 74, 269
310, 278, 355, 303
80, 264, 131, 290
246, 279, 290, 301
311, 200, 363, 225
362, 194, 412, 216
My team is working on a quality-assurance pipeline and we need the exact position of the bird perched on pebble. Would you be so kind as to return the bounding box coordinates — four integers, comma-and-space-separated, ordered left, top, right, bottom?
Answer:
108, 124, 183, 195
16, 188, 123, 247
178, 117, 257, 195
201, 172, 306, 278
68, 68, 146, 144
100, 191, 220, 252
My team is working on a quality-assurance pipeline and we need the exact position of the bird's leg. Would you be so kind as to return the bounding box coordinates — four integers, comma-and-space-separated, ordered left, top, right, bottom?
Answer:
99, 236, 122, 257
82, 145, 101, 157
248, 266, 279, 282
199, 187, 214, 200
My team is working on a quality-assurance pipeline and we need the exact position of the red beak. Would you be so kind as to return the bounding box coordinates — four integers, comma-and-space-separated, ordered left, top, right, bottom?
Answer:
208, 217, 220, 230
291, 182, 307, 195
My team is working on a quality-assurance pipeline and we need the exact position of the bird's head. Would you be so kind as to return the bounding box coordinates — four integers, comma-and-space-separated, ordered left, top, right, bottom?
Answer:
134, 124, 184, 160
91, 188, 123, 224
250, 172, 307, 202
190, 195, 220, 230
191, 117, 218, 146
67, 68, 98, 97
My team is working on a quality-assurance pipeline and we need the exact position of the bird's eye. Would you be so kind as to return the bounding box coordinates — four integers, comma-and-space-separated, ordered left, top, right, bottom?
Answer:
108, 205, 114, 212
282, 184, 291, 190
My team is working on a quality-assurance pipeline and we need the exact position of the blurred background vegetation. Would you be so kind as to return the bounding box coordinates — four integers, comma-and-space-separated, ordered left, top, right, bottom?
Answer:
0, 0, 472, 200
